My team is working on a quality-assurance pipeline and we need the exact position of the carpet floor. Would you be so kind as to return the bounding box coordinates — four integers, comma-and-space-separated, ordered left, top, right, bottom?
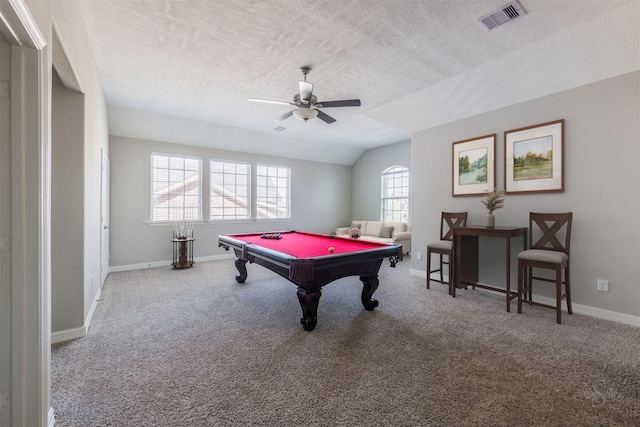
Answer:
52, 256, 640, 426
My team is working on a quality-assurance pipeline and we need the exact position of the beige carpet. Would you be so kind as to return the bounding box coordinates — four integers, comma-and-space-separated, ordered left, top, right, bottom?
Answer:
52, 256, 640, 426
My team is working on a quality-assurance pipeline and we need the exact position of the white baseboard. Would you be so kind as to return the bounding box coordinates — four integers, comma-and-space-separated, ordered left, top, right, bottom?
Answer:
410, 268, 427, 278
109, 253, 234, 273
48, 407, 55, 427
51, 285, 103, 344
530, 295, 640, 327
51, 325, 85, 344
412, 269, 640, 327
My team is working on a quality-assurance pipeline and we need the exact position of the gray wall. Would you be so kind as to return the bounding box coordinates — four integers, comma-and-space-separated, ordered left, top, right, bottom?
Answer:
351, 140, 411, 221
409, 71, 639, 317
109, 136, 352, 267
51, 70, 84, 332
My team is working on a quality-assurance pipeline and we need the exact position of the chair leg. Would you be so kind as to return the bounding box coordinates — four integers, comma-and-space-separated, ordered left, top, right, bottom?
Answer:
556, 267, 562, 324
517, 260, 523, 314
439, 253, 444, 283
527, 266, 533, 305
565, 265, 573, 315
426, 249, 431, 289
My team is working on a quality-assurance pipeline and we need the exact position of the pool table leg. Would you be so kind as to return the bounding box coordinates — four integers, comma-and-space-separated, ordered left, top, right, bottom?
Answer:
234, 258, 248, 283
360, 275, 379, 310
297, 288, 321, 331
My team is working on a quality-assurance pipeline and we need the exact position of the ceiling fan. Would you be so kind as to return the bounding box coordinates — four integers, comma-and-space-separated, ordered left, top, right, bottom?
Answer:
248, 66, 361, 124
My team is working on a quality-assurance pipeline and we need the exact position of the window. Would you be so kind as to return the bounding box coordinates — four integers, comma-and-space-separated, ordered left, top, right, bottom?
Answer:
150, 153, 202, 222
381, 166, 409, 223
210, 159, 251, 221
256, 164, 290, 219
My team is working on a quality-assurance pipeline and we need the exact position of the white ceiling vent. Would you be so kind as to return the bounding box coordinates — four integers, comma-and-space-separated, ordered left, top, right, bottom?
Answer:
478, 1, 526, 30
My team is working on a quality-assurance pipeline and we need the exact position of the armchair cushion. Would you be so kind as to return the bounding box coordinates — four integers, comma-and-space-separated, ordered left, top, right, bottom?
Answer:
378, 225, 394, 238
363, 221, 382, 237
384, 222, 406, 233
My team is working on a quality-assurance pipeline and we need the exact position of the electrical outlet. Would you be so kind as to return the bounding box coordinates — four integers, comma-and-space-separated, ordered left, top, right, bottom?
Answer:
597, 279, 609, 292
416, 252, 422, 260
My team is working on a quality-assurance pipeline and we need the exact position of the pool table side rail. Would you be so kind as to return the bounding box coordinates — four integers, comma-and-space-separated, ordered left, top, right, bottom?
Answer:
218, 233, 402, 286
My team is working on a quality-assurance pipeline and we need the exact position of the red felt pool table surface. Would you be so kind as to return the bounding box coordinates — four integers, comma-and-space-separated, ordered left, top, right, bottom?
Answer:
224, 231, 391, 258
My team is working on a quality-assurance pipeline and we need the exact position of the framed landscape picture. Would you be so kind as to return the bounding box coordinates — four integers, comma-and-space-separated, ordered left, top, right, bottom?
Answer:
504, 119, 564, 194
452, 134, 496, 197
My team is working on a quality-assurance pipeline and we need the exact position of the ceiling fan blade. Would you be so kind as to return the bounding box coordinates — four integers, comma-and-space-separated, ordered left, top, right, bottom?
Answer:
316, 110, 336, 124
248, 98, 295, 106
315, 99, 361, 108
274, 110, 294, 122
299, 81, 314, 103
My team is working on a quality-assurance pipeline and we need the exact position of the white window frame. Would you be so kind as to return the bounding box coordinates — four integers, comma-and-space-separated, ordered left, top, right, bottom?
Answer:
381, 166, 410, 223
209, 159, 251, 221
256, 163, 291, 220
150, 152, 202, 223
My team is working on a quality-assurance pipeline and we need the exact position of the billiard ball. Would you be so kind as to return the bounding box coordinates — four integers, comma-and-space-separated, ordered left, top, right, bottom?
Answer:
328, 247, 335, 253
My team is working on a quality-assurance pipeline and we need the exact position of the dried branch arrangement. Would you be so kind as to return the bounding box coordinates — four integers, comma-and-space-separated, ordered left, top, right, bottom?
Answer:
481, 187, 505, 213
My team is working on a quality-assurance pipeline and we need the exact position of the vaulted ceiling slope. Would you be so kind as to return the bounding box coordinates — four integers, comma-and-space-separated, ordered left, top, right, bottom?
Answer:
78, 1, 640, 165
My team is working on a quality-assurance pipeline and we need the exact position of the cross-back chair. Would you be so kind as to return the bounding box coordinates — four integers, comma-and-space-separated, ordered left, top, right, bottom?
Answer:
426, 212, 467, 292
517, 212, 573, 324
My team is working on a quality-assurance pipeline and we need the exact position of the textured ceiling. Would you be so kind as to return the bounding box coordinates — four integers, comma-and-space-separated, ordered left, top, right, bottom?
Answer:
77, 0, 640, 164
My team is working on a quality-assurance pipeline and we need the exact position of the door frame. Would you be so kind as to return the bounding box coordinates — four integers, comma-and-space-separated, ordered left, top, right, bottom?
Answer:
101, 149, 110, 285
0, 1, 52, 426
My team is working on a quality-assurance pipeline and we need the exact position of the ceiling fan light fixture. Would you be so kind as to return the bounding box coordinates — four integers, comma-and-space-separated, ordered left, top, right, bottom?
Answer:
292, 108, 318, 122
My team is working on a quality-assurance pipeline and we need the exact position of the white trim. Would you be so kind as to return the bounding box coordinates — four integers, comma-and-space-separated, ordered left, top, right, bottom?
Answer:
85, 285, 101, 331
51, 326, 85, 345
414, 269, 640, 327
1, 0, 46, 48
108, 253, 234, 273
410, 268, 427, 278
48, 407, 55, 427
2, 0, 50, 424
8, 0, 45, 47
51, 286, 102, 344
528, 295, 640, 327
51, 20, 84, 93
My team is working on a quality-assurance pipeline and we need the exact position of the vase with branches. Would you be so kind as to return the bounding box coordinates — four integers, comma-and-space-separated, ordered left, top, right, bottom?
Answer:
481, 187, 505, 228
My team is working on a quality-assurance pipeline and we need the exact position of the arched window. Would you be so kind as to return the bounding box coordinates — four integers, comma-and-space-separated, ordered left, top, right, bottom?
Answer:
381, 166, 409, 223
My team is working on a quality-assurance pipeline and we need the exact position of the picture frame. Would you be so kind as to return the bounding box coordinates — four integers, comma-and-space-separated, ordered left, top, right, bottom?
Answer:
452, 134, 496, 197
504, 119, 564, 194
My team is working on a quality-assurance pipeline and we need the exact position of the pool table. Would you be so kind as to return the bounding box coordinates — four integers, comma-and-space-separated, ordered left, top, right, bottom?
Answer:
218, 230, 403, 331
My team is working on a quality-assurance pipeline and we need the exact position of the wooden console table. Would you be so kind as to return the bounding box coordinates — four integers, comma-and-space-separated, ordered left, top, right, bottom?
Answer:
452, 226, 527, 312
